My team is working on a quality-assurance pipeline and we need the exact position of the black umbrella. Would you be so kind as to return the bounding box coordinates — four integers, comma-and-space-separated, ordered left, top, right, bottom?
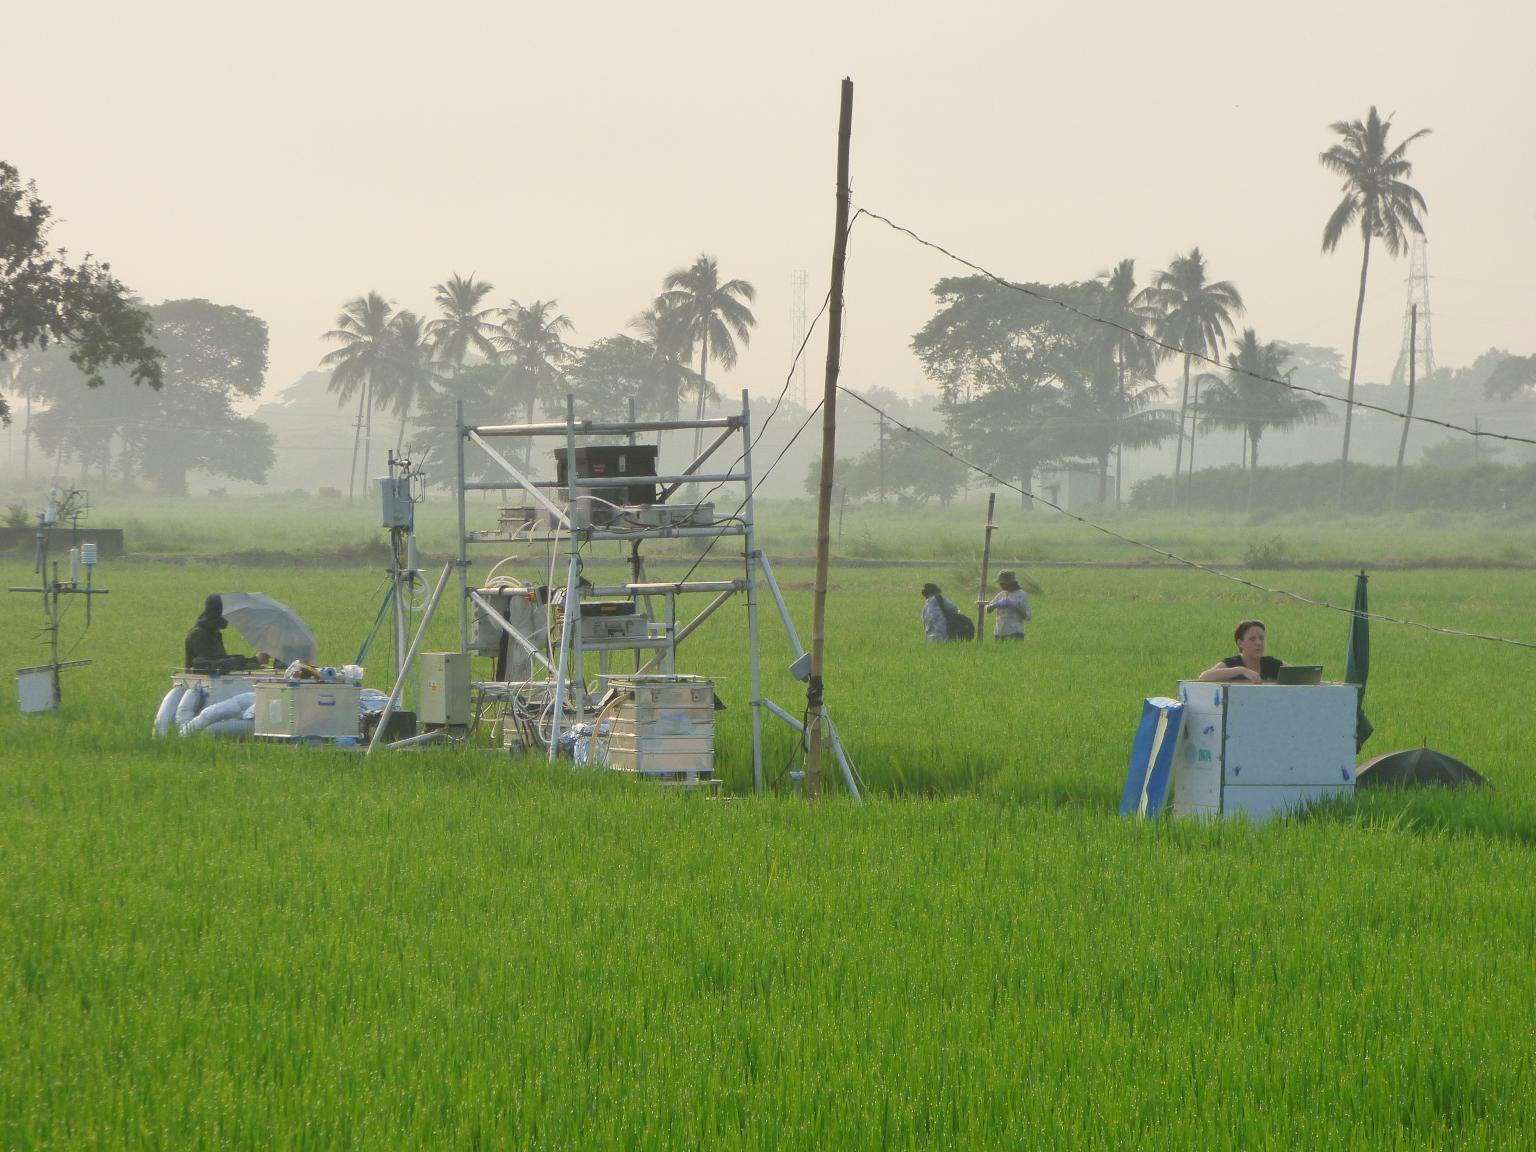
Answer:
1356, 747, 1487, 790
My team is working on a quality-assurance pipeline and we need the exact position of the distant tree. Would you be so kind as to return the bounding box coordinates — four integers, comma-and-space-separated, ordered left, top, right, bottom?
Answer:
1483, 354, 1536, 400
427, 274, 499, 375
411, 363, 509, 488
0, 161, 162, 426
566, 335, 692, 422
28, 298, 273, 495
1196, 330, 1331, 511
493, 299, 574, 469
1139, 248, 1244, 506
658, 255, 756, 459
913, 275, 1086, 506
1092, 259, 1165, 504
628, 299, 697, 422
320, 292, 395, 501
1320, 105, 1430, 505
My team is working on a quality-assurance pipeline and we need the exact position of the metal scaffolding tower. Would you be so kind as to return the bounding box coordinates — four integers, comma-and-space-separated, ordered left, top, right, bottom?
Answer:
1390, 235, 1437, 390
426, 390, 859, 797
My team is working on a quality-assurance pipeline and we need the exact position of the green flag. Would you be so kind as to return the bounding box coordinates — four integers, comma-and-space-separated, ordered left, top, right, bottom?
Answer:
1345, 570, 1374, 751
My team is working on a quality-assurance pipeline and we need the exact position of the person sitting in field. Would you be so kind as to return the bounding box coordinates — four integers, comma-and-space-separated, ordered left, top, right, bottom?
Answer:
1199, 618, 1285, 683
184, 594, 270, 673
921, 582, 962, 642
977, 570, 1031, 642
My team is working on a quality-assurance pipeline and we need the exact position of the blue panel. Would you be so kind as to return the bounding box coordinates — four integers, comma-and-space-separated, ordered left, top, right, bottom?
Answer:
1121, 698, 1186, 818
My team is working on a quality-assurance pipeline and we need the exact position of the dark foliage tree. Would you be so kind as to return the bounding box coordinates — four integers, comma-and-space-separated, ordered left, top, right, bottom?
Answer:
0, 160, 161, 425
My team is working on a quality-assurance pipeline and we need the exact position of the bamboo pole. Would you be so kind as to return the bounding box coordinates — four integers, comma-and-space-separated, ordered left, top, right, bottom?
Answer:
975, 492, 997, 643
805, 78, 853, 801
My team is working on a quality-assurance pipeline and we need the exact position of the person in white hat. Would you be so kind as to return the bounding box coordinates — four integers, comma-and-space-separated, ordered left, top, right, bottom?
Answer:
977, 570, 1031, 641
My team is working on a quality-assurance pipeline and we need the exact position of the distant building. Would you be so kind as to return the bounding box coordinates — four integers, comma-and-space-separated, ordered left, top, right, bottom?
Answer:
1036, 465, 1109, 513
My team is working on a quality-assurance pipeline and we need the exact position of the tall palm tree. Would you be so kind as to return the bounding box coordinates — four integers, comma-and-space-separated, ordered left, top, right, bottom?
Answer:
658, 255, 756, 459
1320, 106, 1430, 506
1197, 330, 1331, 511
493, 299, 574, 468
1139, 248, 1244, 507
380, 310, 440, 452
426, 274, 500, 376
320, 292, 395, 502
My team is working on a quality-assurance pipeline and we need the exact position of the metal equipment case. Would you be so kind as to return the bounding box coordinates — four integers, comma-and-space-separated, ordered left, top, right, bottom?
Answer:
254, 681, 361, 740
604, 675, 715, 780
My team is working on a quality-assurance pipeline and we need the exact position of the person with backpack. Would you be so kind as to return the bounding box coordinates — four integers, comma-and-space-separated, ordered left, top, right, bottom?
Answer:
921, 582, 972, 642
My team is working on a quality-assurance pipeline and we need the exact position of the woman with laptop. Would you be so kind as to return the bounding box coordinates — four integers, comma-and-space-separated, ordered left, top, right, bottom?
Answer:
1198, 619, 1286, 683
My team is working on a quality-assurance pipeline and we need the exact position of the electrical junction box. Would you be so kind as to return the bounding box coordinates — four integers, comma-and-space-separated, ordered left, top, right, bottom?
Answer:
419, 651, 472, 725
580, 614, 650, 641
379, 477, 413, 529
635, 503, 714, 528
254, 681, 362, 740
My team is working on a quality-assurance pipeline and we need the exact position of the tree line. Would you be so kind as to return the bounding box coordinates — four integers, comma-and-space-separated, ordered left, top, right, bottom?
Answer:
318, 257, 756, 497
2, 107, 1493, 508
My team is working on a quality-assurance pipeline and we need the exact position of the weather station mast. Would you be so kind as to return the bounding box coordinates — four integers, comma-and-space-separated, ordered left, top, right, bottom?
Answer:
9, 488, 108, 713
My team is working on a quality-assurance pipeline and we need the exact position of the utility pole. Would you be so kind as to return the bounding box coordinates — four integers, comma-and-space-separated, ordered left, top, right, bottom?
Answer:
877, 413, 887, 503
806, 78, 853, 801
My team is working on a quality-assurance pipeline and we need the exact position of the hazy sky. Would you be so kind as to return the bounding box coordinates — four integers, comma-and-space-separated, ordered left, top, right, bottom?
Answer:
9, 0, 1534, 413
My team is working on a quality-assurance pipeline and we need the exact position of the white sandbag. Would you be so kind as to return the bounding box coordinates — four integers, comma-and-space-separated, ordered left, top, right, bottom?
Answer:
153, 684, 187, 737
180, 692, 255, 736
174, 684, 206, 727
199, 717, 255, 739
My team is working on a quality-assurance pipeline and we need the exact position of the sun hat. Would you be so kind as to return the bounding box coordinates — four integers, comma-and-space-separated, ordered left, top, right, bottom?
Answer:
996, 570, 1019, 588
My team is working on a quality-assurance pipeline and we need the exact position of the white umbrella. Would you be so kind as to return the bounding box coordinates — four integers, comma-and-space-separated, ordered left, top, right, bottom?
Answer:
219, 592, 318, 665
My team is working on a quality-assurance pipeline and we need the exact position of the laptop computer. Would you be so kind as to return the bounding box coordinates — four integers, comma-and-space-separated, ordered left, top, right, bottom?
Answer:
1275, 664, 1323, 685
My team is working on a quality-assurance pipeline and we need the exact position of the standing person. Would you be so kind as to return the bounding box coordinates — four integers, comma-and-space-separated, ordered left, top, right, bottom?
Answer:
921, 582, 961, 642
184, 594, 269, 672
978, 570, 1031, 642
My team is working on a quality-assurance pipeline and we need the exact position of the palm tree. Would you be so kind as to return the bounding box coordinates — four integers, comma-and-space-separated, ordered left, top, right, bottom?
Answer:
493, 299, 574, 468
380, 310, 440, 452
1320, 106, 1430, 506
1197, 330, 1330, 511
1139, 248, 1244, 507
426, 274, 500, 376
320, 292, 395, 501
658, 255, 756, 460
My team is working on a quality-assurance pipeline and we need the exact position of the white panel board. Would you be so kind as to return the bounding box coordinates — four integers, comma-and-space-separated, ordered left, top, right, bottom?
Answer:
1223, 685, 1357, 788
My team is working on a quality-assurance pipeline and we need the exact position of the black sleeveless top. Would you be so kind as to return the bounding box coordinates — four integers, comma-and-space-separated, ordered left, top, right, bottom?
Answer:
1221, 655, 1283, 682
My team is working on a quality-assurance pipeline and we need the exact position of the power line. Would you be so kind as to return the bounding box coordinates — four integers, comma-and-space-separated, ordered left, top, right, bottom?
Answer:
853, 206, 1536, 449
837, 385, 1536, 652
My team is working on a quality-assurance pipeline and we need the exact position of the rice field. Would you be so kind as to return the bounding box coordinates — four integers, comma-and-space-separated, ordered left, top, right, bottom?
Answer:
4, 518, 1536, 1147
